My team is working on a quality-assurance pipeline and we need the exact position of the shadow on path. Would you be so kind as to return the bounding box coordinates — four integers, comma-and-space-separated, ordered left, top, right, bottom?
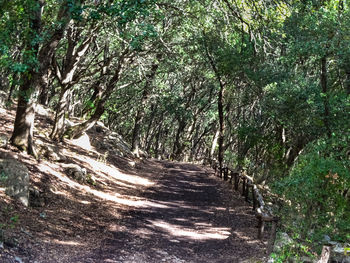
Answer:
91, 161, 267, 263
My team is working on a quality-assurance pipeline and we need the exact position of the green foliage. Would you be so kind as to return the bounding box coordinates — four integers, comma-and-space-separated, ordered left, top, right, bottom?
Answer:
0, 170, 8, 185
270, 236, 316, 263
273, 134, 350, 242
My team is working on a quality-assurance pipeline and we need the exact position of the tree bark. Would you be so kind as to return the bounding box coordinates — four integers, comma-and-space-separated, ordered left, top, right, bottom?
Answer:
64, 51, 128, 139
10, 0, 71, 154
10, 0, 44, 155
204, 40, 225, 172
38, 68, 53, 106
131, 58, 160, 155
50, 86, 71, 141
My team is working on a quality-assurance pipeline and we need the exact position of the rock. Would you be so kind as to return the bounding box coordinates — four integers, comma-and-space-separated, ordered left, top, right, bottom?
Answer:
35, 104, 52, 117
29, 187, 45, 207
0, 159, 29, 206
0, 134, 8, 148
62, 163, 87, 183
323, 235, 331, 243
273, 232, 293, 253
40, 212, 46, 219
38, 143, 66, 162
330, 242, 350, 263
128, 161, 136, 168
94, 121, 108, 133
91, 131, 133, 157
71, 133, 92, 151
14, 256, 24, 263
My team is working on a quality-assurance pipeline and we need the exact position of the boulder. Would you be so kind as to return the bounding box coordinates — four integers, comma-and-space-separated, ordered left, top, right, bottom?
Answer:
62, 163, 87, 183
29, 187, 45, 207
91, 131, 133, 157
35, 104, 52, 117
94, 121, 108, 133
37, 141, 66, 162
71, 133, 92, 151
0, 159, 29, 206
330, 242, 350, 263
273, 232, 293, 253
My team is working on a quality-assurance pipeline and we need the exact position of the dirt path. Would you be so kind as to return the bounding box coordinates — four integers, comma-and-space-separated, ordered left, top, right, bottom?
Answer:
89, 161, 267, 263
1, 107, 266, 262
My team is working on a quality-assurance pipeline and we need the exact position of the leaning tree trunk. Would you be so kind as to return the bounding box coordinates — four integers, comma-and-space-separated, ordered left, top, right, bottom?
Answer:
10, 0, 43, 155
64, 49, 129, 139
10, 0, 71, 154
64, 97, 106, 139
50, 86, 71, 141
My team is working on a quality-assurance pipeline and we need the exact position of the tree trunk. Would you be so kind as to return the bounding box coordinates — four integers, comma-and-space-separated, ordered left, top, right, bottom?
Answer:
154, 122, 163, 158
50, 86, 71, 141
10, 0, 71, 154
210, 128, 220, 159
10, 0, 43, 155
38, 68, 53, 106
65, 96, 106, 139
217, 80, 225, 171
171, 119, 186, 159
81, 84, 102, 117
131, 58, 160, 155
10, 82, 37, 156
63, 49, 129, 139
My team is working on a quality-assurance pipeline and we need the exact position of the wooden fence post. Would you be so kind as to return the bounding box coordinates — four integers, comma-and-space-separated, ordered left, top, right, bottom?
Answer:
242, 177, 246, 196
317, 246, 331, 263
223, 167, 228, 181
252, 186, 257, 210
234, 173, 239, 190
245, 182, 249, 202
267, 219, 278, 255
257, 216, 264, 239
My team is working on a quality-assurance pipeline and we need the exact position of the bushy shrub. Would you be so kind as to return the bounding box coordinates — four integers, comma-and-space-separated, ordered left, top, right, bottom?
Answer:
274, 134, 350, 243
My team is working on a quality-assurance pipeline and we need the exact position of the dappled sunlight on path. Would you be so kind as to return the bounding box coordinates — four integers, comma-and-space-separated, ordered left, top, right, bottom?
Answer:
93, 161, 267, 263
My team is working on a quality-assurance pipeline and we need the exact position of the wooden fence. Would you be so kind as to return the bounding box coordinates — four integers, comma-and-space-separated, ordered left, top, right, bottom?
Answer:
210, 160, 279, 254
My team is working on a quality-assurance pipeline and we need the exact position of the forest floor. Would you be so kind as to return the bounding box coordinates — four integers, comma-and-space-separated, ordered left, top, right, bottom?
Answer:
0, 106, 268, 263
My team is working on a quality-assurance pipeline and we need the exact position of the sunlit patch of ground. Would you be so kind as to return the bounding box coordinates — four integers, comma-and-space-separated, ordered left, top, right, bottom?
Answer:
148, 219, 231, 240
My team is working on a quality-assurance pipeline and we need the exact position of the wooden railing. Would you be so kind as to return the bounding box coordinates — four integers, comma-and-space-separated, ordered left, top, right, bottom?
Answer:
210, 160, 278, 254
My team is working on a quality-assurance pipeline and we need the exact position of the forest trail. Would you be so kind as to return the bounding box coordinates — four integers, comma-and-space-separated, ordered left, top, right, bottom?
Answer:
90, 160, 267, 263
1, 107, 266, 263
